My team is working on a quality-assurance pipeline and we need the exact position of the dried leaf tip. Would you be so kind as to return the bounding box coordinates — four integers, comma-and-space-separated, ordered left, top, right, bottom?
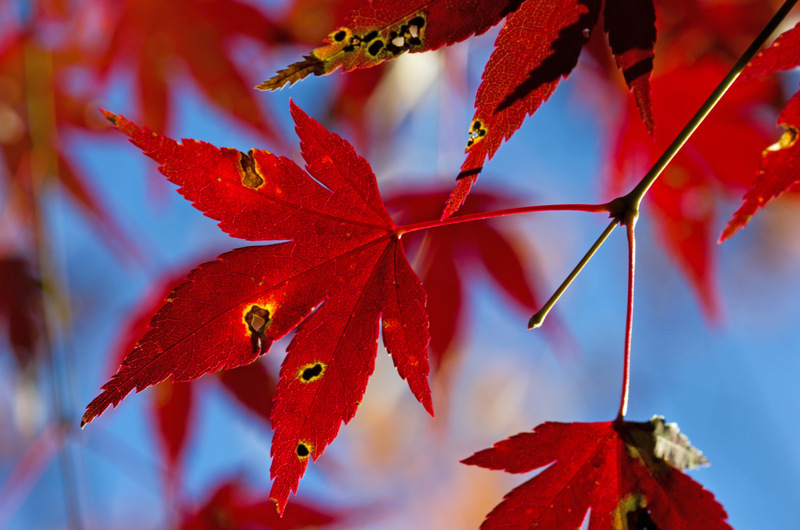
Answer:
650, 415, 709, 471
100, 109, 118, 125
256, 55, 325, 91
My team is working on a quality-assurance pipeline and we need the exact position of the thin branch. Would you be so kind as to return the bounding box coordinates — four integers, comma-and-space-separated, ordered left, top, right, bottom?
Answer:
528, 219, 618, 329
616, 219, 636, 421
625, 0, 798, 207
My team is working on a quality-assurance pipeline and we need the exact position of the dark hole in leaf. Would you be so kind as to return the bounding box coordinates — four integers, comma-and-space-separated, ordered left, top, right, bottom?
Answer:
627, 507, 660, 530
245, 305, 272, 354
239, 150, 264, 189
302, 363, 324, 381
296, 443, 310, 458
410, 16, 425, 28
363, 31, 378, 42
334, 30, 346, 42
368, 41, 384, 56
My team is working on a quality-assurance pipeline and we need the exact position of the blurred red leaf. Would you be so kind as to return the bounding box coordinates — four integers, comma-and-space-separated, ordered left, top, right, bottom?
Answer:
463, 417, 730, 529
387, 188, 545, 369
0, 33, 135, 256
92, 0, 284, 136
82, 102, 433, 513
218, 361, 276, 426
152, 379, 193, 492
181, 479, 338, 530
0, 256, 43, 368
610, 58, 778, 316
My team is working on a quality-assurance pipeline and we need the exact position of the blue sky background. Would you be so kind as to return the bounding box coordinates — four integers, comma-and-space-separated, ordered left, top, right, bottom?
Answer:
2, 1, 800, 528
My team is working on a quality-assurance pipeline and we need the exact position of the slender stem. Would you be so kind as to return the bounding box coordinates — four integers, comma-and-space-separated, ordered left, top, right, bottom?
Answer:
625, 0, 798, 207
396, 203, 609, 237
616, 220, 636, 421
528, 220, 618, 329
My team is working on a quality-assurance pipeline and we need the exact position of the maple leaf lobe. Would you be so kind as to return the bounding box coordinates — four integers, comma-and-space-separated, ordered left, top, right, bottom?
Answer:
721, 90, 800, 241
444, 0, 601, 218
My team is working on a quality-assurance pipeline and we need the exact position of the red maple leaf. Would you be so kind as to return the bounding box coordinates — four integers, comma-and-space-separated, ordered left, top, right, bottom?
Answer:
259, 0, 657, 218
81, 101, 432, 513
108, 271, 277, 492
90, 0, 284, 136
180, 478, 339, 530
463, 417, 730, 529
721, 22, 800, 241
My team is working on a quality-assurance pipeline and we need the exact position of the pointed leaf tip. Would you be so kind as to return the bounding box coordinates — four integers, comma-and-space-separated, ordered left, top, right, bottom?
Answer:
256, 55, 325, 91
101, 109, 118, 125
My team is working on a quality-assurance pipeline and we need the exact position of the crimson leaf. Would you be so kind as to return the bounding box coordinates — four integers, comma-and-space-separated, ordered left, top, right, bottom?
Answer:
81, 101, 432, 514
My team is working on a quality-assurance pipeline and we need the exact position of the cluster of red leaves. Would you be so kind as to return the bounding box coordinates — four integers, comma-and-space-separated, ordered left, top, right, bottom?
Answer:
62, 0, 800, 525
84, 99, 735, 523
261, 0, 800, 316
261, 0, 658, 218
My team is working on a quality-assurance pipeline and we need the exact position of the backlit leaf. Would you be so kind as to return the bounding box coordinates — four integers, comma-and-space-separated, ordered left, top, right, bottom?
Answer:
81, 102, 432, 514
444, 0, 601, 218
463, 417, 729, 529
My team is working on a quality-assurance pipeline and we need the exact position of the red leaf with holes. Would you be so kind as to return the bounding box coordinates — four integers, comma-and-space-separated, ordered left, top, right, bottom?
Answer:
721, 23, 800, 240
109, 273, 276, 491
463, 417, 730, 529
443, 0, 601, 218
257, 0, 519, 90
92, 0, 283, 135
81, 101, 432, 514
181, 478, 339, 530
